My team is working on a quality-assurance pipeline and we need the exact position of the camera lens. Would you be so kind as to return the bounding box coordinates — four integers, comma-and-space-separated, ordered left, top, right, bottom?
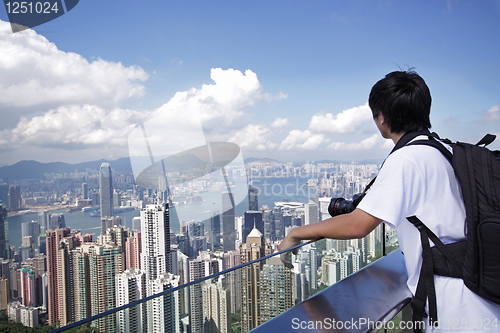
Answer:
328, 197, 352, 217
328, 193, 364, 217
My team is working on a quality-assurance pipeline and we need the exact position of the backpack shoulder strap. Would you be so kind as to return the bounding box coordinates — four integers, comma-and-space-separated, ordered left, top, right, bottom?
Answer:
406, 136, 453, 162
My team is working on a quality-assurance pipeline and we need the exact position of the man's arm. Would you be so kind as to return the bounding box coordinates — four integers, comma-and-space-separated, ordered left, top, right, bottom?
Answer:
278, 208, 382, 253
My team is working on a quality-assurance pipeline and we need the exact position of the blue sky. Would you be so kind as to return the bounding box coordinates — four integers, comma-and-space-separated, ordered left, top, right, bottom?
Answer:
1, 0, 499, 165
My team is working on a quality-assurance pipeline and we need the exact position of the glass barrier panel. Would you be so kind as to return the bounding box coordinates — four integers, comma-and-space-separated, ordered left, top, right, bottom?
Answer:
50, 226, 388, 333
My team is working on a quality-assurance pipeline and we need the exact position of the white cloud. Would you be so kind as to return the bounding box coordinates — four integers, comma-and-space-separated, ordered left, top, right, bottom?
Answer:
132, 68, 286, 154
128, 68, 286, 159
279, 129, 328, 150
172, 58, 183, 65
308, 103, 372, 134
0, 20, 148, 117
271, 117, 290, 129
327, 134, 380, 151
380, 138, 394, 150
229, 124, 276, 150
1, 105, 150, 149
0, 64, 286, 163
483, 105, 500, 122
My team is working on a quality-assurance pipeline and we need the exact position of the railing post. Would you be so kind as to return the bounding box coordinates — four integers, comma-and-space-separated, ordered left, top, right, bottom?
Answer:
401, 303, 413, 333
382, 223, 386, 257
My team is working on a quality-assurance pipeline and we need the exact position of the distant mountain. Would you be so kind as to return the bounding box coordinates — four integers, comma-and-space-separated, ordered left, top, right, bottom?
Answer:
358, 159, 384, 165
0, 157, 133, 181
244, 157, 282, 164
314, 159, 340, 164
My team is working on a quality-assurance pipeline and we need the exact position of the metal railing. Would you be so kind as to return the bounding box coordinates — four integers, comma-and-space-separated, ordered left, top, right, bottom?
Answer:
50, 226, 406, 333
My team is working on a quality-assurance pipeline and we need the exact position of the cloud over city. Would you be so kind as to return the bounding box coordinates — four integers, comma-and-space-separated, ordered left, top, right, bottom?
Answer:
308, 103, 372, 134
0, 21, 395, 164
0, 20, 148, 126
482, 105, 500, 123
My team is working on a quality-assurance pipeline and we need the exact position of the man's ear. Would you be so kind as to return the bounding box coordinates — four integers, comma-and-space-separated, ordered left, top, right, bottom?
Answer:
376, 113, 386, 125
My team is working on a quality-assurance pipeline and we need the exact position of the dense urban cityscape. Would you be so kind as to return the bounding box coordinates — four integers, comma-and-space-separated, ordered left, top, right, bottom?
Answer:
0, 157, 394, 332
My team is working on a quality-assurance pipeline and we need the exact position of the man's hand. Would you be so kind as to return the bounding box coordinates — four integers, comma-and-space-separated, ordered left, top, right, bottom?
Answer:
277, 208, 382, 268
278, 230, 301, 268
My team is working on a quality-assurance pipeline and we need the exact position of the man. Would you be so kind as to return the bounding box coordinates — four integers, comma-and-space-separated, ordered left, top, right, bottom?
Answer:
278, 70, 500, 332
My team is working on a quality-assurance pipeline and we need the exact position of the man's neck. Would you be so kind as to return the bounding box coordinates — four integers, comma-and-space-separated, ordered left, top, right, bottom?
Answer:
390, 132, 405, 145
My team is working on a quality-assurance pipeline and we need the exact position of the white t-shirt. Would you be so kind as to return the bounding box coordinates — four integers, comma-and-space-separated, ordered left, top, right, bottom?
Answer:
357, 140, 500, 332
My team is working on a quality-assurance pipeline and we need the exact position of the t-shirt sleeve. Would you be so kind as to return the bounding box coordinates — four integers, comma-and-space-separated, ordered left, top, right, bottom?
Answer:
357, 151, 424, 229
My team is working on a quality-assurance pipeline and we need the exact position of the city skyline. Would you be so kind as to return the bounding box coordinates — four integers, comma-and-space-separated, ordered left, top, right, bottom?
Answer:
1, 1, 500, 167
0, 158, 383, 330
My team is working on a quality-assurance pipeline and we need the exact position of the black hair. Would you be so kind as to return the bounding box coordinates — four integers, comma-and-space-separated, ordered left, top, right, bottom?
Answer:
368, 69, 432, 134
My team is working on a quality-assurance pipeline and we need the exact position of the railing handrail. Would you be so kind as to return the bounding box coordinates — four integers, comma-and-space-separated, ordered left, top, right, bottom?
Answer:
49, 240, 316, 332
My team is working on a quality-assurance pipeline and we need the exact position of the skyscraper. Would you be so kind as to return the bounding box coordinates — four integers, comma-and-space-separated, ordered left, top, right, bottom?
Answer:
242, 211, 263, 244
48, 213, 66, 230
240, 226, 270, 332
259, 256, 294, 324
101, 216, 122, 236
223, 250, 241, 314
148, 272, 180, 333
210, 211, 221, 250
222, 192, 235, 253
188, 259, 205, 332
88, 244, 124, 332
38, 210, 49, 232
82, 183, 88, 199
0, 184, 8, 209
8, 185, 20, 210
46, 228, 72, 326
0, 202, 7, 259
100, 162, 114, 219
203, 278, 231, 333
140, 203, 170, 281
125, 231, 141, 270
304, 202, 319, 226
115, 268, 147, 333
248, 185, 259, 211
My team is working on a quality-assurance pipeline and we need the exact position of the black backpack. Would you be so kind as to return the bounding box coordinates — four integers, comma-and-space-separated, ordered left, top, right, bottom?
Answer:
394, 132, 500, 331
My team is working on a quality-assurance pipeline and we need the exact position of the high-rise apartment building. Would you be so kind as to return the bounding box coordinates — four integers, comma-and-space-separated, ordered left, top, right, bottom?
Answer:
19, 267, 36, 307
46, 228, 73, 326
223, 250, 241, 314
88, 244, 124, 333
100, 216, 122, 236
203, 278, 231, 333
148, 272, 180, 333
115, 268, 147, 333
100, 162, 114, 219
69, 246, 90, 323
0, 277, 8, 310
140, 203, 170, 282
258, 256, 294, 324
188, 259, 205, 332
125, 231, 141, 270
309, 247, 317, 291
99, 220, 126, 247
